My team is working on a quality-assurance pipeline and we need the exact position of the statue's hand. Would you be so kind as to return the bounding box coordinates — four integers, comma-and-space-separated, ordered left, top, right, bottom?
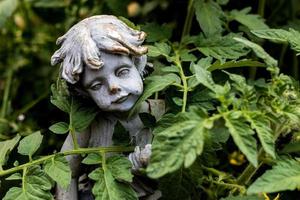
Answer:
128, 144, 152, 171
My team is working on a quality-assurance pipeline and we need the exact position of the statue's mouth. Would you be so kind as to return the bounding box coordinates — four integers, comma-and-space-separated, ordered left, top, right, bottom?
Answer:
113, 94, 130, 104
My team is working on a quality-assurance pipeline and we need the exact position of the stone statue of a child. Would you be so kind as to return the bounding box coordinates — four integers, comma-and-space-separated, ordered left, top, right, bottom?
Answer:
51, 15, 160, 200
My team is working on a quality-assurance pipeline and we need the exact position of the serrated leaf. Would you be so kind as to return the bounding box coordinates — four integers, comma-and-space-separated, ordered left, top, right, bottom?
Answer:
6, 173, 22, 180
208, 59, 265, 72
229, 7, 269, 30
82, 153, 102, 165
141, 22, 172, 42
252, 28, 300, 53
17, 131, 43, 157
179, 49, 197, 62
147, 110, 207, 178
223, 112, 258, 167
118, 16, 140, 30
244, 112, 275, 158
147, 42, 171, 57
107, 155, 133, 182
130, 73, 180, 115
161, 65, 180, 73
225, 72, 254, 97
193, 62, 217, 91
0, 134, 20, 167
44, 155, 71, 190
89, 167, 137, 200
70, 98, 98, 132
233, 37, 278, 67
281, 141, 300, 153
247, 158, 300, 194
194, 0, 224, 37
0, 0, 18, 28
50, 82, 70, 113
197, 34, 249, 61
3, 166, 53, 200
49, 122, 69, 134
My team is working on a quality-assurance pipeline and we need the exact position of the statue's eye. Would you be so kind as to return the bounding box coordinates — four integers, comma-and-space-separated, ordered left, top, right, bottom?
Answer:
90, 83, 102, 90
116, 68, 130, 77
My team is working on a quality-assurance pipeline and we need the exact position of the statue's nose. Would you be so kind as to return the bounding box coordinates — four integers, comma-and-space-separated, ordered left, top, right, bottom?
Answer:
109, 84, 121, 94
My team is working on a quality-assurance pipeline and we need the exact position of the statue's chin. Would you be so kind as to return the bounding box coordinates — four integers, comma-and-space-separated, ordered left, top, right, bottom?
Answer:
99, 94, 139, 113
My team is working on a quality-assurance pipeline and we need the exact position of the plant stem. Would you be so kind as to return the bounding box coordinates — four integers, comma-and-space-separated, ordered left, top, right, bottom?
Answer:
292, 53, 299, 80
237, 120, 288, 185
174, 52, 188, 112
69, 98, 79, 149
236, 149, 264, 185
249, 0, 266, 80
70, 128, 79, 150
258, 0, 266, 17
181, 0, 195, 43
0, 146, 134, 177
1, 68, 13, 118
278, 43, 288, 69
101, 151, 106, 170
12, 91, 49, 119
22, 167, 27, 192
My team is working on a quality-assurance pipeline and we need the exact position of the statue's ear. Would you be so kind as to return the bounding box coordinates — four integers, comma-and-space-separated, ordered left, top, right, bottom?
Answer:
133, 55, 147, 76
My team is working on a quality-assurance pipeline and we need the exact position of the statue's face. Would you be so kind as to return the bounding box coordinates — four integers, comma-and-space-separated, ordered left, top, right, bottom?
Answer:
81, 51, 143, 112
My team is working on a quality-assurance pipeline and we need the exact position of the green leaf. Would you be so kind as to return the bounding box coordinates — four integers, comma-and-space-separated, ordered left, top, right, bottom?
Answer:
252, 28, 300, 53
70, 98, 98, 132
17, 131, 43, 157
49, 122, 69, 134
0, 134, 20, 168
247, 158, 300, 194
281, 141, 300, 153
44, 155, 71, 190
50, 82, 70, 113
225, 72, 254, 97
130, 73, 180, 115
82, 153, 102, 165
147, 42, 171, 57
233, 37, 278, 67
208, 59, 265, 72
141, 22, 172, 42
147, 110, 208, 178
229, 7, 269, 30
223, 112, 257, 167
244, 112, 275, 158
221, 194, 264, 200
194, 0, 224, 37
0, 0, 18, 28
179, 49, 197, 62
197, 34, 250, 61
107, 155, 133, 182
89, 166, 137, 200
6, 173, 22, 180
193, 61, 217, 91
161, 65, 180, 73
3, 166, 53, 200
118, 16, 140, 30
252, 29, 291, 43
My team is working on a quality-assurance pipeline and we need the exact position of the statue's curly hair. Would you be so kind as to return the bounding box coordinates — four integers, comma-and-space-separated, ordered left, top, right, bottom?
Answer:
51, 15, 148, 84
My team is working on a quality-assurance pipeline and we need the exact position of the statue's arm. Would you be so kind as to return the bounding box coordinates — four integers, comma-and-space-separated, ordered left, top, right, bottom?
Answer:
55, 129, 91, 200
